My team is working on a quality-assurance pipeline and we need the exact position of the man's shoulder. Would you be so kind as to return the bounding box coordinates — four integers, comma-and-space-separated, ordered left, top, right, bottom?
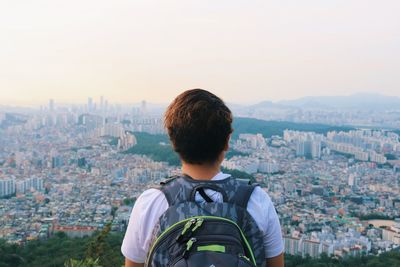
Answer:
134, 188, 168, 210
248, 186, 274, 210
139, 187, 164, 197
251, 185, 272, 199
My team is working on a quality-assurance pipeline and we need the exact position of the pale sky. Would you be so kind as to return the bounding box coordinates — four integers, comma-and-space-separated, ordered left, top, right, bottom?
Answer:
1, 0, 399, 106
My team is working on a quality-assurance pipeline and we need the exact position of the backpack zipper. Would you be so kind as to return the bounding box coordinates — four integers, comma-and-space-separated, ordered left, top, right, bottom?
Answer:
239, 254, 256, 267
146, 216, 256, 266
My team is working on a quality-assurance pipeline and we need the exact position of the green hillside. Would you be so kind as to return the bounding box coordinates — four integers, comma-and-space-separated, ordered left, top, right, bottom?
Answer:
232, 117, 355, 139
123, 132, 180, 166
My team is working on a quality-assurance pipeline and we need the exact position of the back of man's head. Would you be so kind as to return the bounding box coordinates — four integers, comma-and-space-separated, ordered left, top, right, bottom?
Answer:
164, 89, 233, 165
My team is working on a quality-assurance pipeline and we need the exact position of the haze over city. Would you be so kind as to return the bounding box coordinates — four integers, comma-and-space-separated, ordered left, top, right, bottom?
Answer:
1, 0, 400, 106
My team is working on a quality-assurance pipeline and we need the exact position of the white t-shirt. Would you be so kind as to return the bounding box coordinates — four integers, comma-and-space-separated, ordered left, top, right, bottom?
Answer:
121, 172, 284, 263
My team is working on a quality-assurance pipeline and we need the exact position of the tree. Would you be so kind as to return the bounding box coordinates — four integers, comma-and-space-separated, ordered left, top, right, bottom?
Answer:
85, 223, 122, 267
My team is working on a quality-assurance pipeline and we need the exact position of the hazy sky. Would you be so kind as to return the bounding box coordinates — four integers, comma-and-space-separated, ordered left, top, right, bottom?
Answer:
1, 0, 399, 106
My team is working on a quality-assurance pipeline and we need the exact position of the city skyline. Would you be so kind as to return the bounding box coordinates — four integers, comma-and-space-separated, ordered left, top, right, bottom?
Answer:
1, 91, 400, 108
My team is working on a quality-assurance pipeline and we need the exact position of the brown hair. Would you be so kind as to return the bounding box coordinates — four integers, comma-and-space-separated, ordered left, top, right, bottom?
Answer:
164, 89, 233, 164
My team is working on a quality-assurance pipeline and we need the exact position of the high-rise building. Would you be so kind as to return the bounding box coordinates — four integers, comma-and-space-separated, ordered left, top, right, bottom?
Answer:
141, 100, 147, 115
100, 96, 104, 112
302, 240, 320, 258
104, 100, 108, 113
0, 179, 16, 198
284, 236, 302, 255
49, 99, 54, 112
118, 132, 137, 151
16, 177, 44, 194
88, 97, 93, 112
311, 141, 321, 159
296, 140, 312, 158
99, 123, 124, 138
259, 161, 280, 173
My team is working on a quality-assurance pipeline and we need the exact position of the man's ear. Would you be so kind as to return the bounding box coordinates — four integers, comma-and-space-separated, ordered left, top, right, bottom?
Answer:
224, 134, 231, 151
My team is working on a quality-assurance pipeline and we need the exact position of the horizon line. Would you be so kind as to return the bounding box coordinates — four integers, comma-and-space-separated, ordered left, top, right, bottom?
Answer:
1, 91, 399, 109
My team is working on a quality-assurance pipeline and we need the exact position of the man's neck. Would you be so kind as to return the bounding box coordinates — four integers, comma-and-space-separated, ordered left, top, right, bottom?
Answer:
181, 162, 221, 181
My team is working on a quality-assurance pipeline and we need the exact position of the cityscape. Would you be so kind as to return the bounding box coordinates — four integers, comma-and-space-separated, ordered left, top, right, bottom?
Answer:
1, 96, 399, 262
2, 1, 400, 265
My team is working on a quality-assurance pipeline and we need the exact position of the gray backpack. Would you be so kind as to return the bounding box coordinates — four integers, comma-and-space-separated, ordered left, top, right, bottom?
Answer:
145, 175, 266, 267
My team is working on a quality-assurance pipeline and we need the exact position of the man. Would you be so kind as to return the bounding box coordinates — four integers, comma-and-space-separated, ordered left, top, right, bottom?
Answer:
121, 89, 284, 267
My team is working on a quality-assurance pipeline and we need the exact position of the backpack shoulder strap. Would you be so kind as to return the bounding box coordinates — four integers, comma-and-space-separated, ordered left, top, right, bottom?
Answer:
228, 179, 259, 209
157, 175, 259, 209
159, 175, 179, 186
157, 175, 184, 206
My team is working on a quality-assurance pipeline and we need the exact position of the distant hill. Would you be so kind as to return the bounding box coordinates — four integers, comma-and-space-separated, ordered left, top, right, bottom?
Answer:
249, 100, 292, 109
278, 93, 400, 110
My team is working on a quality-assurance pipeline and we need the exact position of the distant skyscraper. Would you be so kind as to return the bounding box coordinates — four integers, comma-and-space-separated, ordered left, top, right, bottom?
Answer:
100, 96, 104, 112
104, 99, 108, 113
296, 141, 305, 157
141, 100, 147, 115
49, 99, 54, 112
311, 141, 321, 159
88, 97, 93, 112
296, 140, 312, 158
296, 140, 316, 159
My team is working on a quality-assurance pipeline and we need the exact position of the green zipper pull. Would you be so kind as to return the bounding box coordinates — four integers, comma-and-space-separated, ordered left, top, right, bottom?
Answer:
181, 218, 196, 235
176, 218, 197, 242
191, 218, 204, 232
186, 237, 197, 251
183, 237, 197, 258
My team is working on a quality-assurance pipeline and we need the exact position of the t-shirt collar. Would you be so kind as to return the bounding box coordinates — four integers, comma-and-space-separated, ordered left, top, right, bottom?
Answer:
211, 171, 231, 181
